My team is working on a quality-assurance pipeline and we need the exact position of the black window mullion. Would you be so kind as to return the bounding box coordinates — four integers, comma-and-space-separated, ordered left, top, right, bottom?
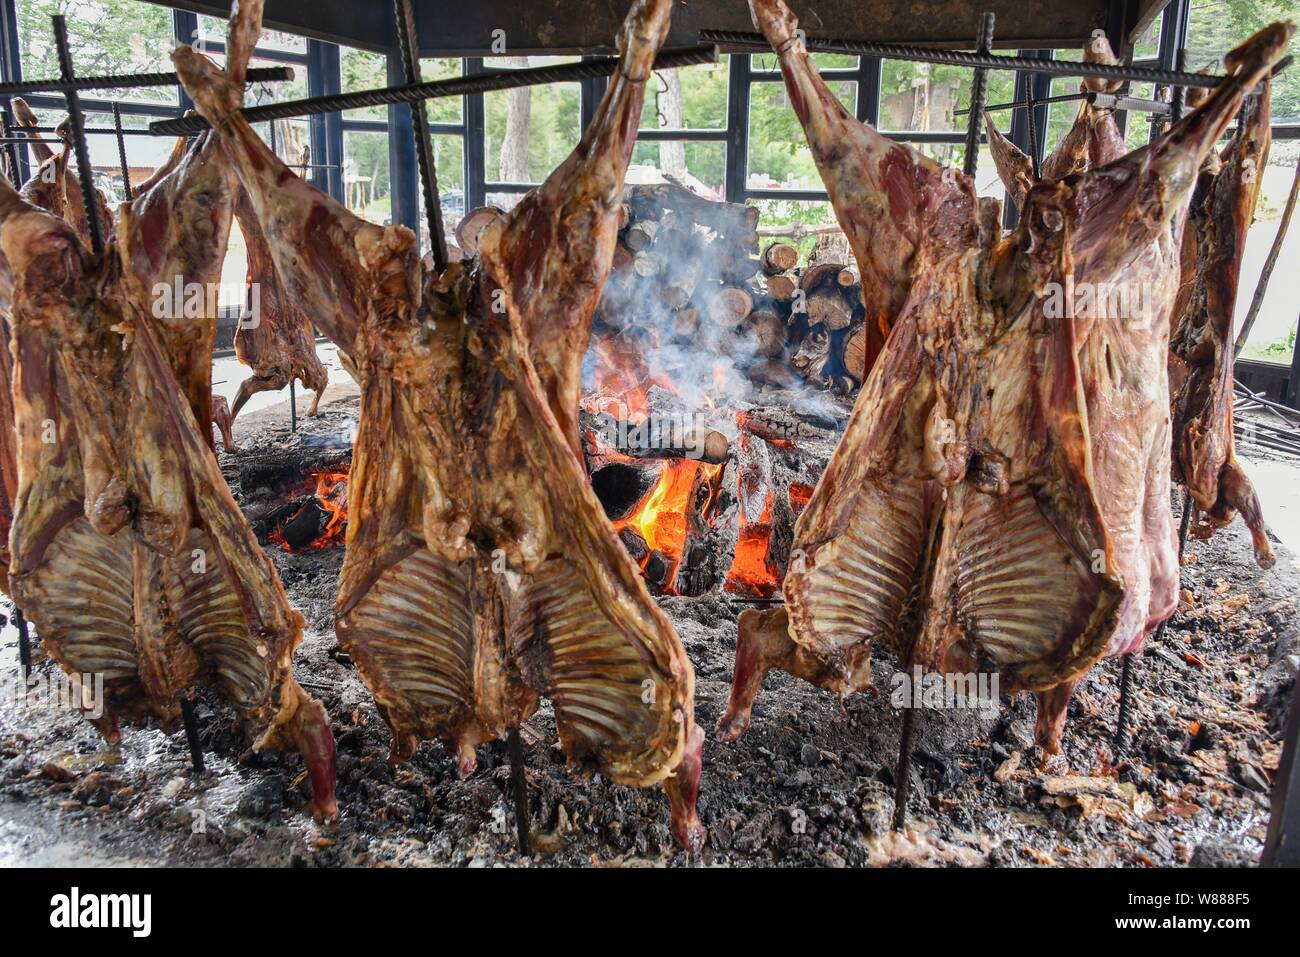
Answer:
857, 55, 881, 126
172, 10, 197, 112
725, 52, 750, 203
465, 58, 487, 210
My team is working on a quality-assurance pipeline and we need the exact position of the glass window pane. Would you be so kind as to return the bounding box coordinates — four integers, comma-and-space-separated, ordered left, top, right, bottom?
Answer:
747, 80, 855, 190
749, 198, 836, 262
418, 134, 467, 241
483, 57, 580, 184
1131, 17, 1162, 61
638, 56, 729, 131
16, 0, 177, 107
1187, 0, 1299, 123
1237, 159, 1299, 364
419, 57, 464, 124
340, 46, 388, 122
343, 130, 391, 221
198, 14, 305, 55
630, 141, 726, 198
751, 51, 858, 72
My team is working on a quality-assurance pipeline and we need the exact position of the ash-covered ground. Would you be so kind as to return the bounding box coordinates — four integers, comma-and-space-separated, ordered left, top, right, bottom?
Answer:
1, 394, 1296, 868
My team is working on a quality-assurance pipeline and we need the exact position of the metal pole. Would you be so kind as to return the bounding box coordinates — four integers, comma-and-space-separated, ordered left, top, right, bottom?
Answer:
112, 102, 131, 201
14, 606, 31, 678
0, 65, 293, 96
507, 726, 530, 856
51, 15, 103, 257
962, 13, 995, 178
394, 0, 447, 270
700, 29, 1227, 89
892, 702, 919, 830
289, 379, 297, 432
149, 46, 720, 136
180, 698, 205, 773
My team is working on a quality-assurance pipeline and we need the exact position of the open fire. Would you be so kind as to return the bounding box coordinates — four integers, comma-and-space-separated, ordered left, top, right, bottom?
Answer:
268, 466, 350, 551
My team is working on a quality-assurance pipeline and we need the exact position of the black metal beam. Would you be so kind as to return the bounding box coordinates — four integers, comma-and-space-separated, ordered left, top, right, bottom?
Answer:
724, 51, 750, 204
140, 0, 1132, 56
386, 50, 420, 234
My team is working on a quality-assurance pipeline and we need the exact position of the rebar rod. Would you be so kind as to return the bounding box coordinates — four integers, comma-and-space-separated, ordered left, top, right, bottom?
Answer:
52, 15, 103, 257
702, 29, 1227, 88
508, 727, 530, 856
180, 698, 205, 774
15, 607, 31, 678
395, 0, 447, 271
149, 46, 719, 136
892, 703, 919, 830
0, 65, 292, 96
112, 102, 131, 201
962, 13, 995, 177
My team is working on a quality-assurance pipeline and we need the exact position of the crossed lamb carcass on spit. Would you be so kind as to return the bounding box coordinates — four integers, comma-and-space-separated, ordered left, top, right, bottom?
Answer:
985, 41, 1276, 570
174, 0, 705, 851
721, 0, 1291, 754
0, 10, 338, 822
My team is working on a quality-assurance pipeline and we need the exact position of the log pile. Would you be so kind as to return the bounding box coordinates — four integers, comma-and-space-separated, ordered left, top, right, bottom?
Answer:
595, 181, 874, 397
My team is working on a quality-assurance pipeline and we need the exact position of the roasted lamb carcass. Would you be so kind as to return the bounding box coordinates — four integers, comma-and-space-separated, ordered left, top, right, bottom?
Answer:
0, 20, 337, 822
227, 177, 329, 429
176, 0, 703, 850
722, 0, 1290, 752
1168, 78, 1274, 568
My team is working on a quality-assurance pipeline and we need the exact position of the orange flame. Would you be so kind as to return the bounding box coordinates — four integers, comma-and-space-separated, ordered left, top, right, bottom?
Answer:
615, 459, 723, 593
269, 466, 350, 551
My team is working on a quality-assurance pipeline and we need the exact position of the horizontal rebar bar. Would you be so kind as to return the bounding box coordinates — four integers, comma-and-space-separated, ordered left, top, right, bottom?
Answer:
701, 28, 1226, 88
0, 65, 293, 96
149, 46, 718, 136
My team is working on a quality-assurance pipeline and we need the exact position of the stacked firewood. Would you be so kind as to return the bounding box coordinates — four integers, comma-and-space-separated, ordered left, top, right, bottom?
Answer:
595, 181, 872, 395
760, 232, 871, 394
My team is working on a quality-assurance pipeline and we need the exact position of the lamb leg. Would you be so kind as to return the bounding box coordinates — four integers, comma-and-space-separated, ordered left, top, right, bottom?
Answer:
481, 0, 672, 453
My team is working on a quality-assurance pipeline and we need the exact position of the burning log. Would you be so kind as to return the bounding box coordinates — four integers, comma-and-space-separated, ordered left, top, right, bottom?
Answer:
581, 408, 730, 464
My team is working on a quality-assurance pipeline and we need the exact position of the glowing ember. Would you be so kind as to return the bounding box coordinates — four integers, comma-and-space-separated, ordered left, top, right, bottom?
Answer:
269, 466, 350, 551
724, 491, 777, 598
789, 482, 815, 514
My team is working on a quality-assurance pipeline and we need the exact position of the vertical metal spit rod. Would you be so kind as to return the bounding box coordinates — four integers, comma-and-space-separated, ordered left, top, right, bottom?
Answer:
15, 606, 32, 678
51, 15, 104, 257
289, 380, 298, 432
1023, 77, 1041, 180
507, 726, 531, 856
892, 697, 919, 830
891, 12, 996, 830
1116, 58, 1192, 754
112, 102, 132, 201
180, 698, 205, 774
1116, 488, 1194, 752
394, 0, 448, 270
962, 13, 995, 178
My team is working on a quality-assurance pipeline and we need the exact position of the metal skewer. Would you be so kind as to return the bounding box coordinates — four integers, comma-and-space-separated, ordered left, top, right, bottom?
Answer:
703, 28, 1228, 88
0, 65, 292, 96
112, 103, 132, 201
395, 0, 448, 270
149, 46, 720, 136
507, 726, 531, 857
51, 15, 104, 257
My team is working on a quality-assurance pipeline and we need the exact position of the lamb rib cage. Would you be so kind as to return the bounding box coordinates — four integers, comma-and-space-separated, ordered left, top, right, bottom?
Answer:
175, 0, 704, 851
